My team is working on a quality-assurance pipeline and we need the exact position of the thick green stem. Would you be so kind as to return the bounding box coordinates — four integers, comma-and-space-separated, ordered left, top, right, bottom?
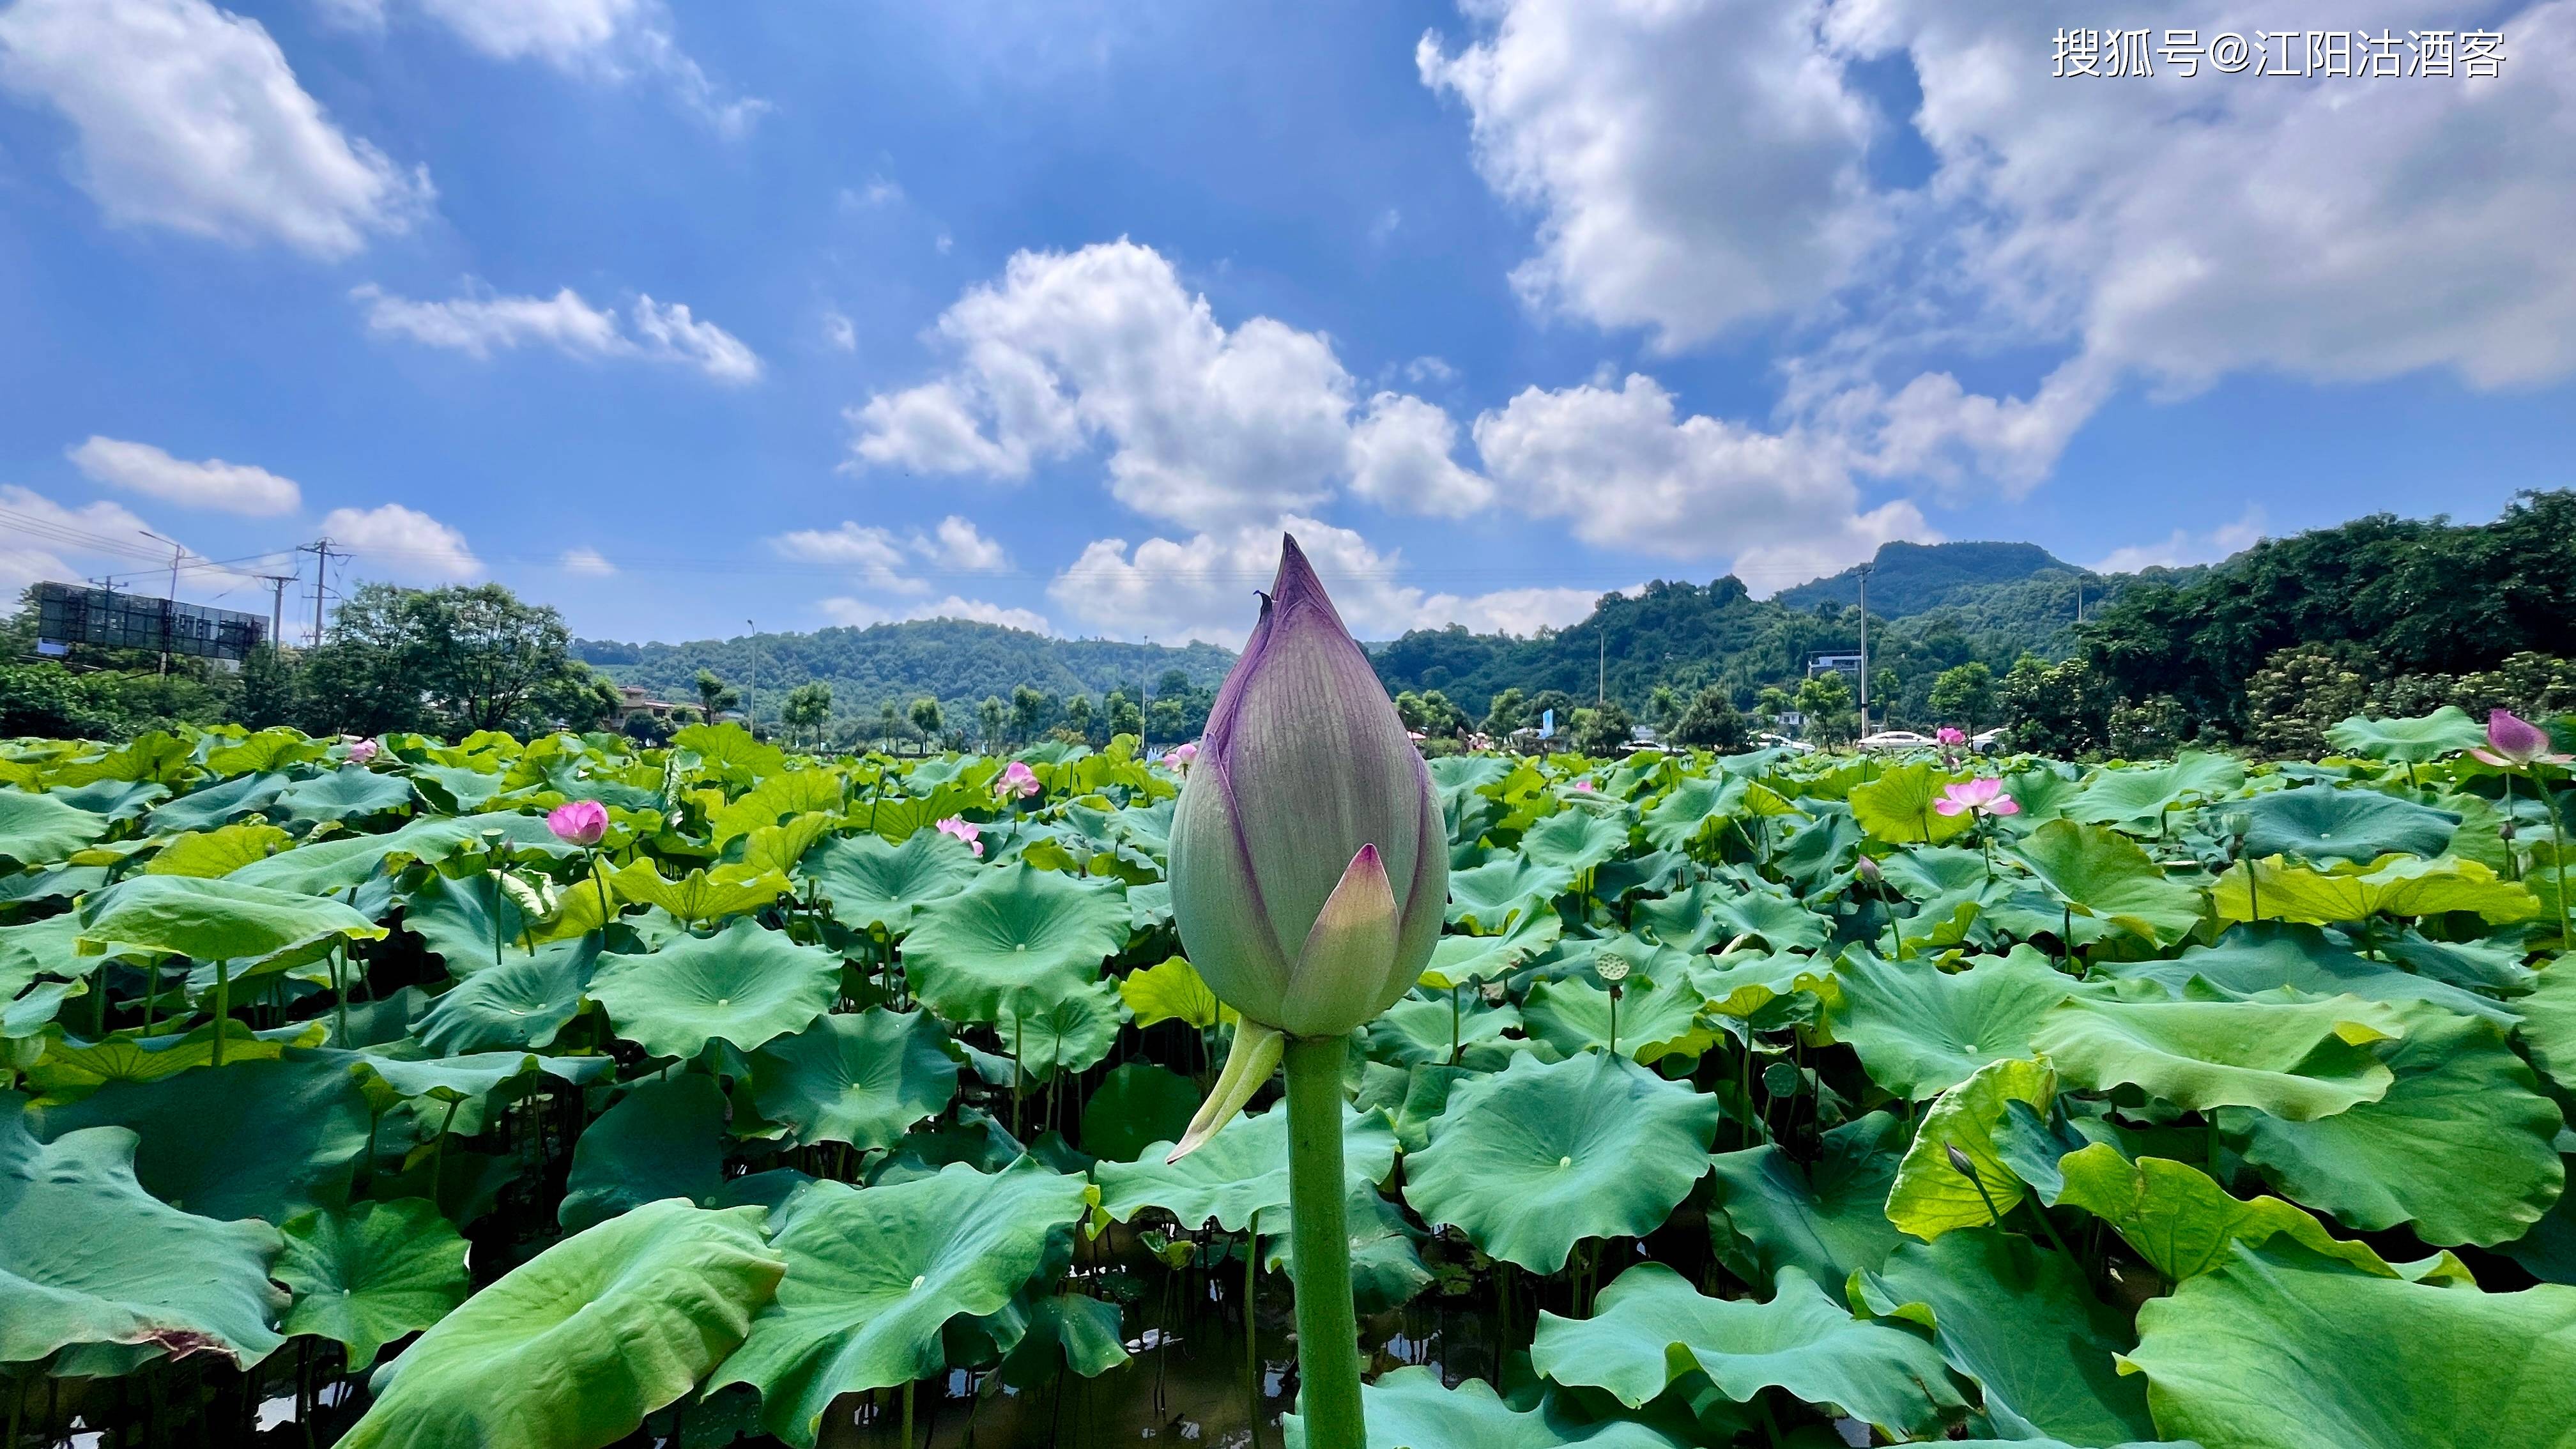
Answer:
2539, 772, 2572, 950
212, 960, 231, 1067
1282, 1035, 1363, 1449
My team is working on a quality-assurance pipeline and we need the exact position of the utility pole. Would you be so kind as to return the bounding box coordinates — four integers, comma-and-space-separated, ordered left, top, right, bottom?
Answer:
2073, 575, 2085, 625
743, 620, 756, 734
302, 539, 341, 647
259, 574, 296, 652
1597, 627, 1606, 704
1855, 563, 1873, 740
138, 530, 181, 675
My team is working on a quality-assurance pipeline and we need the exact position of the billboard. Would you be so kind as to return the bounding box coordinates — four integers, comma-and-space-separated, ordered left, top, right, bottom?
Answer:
33, 582, 267, 663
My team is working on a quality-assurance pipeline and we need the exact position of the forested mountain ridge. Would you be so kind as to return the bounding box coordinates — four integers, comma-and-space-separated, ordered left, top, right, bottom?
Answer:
1773, 539, 2080, 615
576, 619, 1235, 711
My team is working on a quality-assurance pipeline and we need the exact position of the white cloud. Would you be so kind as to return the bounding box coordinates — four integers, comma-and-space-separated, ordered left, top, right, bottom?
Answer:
2092, 507, 2266, 576
557, 546, 615, 576
1470, 373, 1932, 588
1419, 0, 1886, 352
1347, 392, 1492, 518
769, 522, 921, 592
820, 595, 1053, 635
320, 502, 482, 583
0, 485, 153, 595
821, 309, 856, 352
352, 282, 762, 383
847, 240, 1476, 531
1423, 0, 2576, 502
845, 177, 903, 208
0, 0, 429, 258
369, 0, 763, 135
67, 436, 303, 516
919, 516, 1009, 572
1049, 516, 1608, 648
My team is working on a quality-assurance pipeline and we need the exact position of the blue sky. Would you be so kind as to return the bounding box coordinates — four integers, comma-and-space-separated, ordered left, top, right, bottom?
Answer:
3, 0, 2570, 648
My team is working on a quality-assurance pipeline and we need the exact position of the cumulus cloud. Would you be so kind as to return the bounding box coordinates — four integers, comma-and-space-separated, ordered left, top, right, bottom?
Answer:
2092, 507, 2266, 576
0, 486, 154, 595
352, 283, 761, 383
820, 595, 1052, 635
919, 516, 1009, 572
847, 240, 1483, 529
1471, 373, 1932, 587
1348, 393, 1494, 518
1048, 516, 1609, 648
767, 515, 1013, 595
68, 436, 302, 516
0, 0, 430, 257
821, 309, 857, 352
348, 0, 763, 135
1421, 0, 2576, 502
557, 546, 616, 576
320, 502, 482, 583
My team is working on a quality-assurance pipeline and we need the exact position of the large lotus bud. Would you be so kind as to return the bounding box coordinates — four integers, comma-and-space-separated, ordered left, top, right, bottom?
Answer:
1170, 536, 1448, 1041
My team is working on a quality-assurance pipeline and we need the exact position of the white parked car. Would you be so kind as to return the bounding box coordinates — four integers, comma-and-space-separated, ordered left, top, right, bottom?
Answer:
1858, 730, 1938, 750
1752, 732, 1816, 753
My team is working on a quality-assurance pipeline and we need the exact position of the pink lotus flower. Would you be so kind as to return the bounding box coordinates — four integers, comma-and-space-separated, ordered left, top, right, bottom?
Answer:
1572, 779, 1597, 792
546, 800, 609, 847
935, 816, 984, 857
1935, 727, 1966, 746
1935, 776, 2020, 818
995, 760, 1040, 799
2473, 709, 2572, 769
1167, 741, 1199, 770
346, 737, 379, 765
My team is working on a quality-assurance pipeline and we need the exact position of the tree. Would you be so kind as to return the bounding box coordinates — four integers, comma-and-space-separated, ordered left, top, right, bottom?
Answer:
908, 696, 944, 753
1009, 685, 1048, 742
1526, 689, 1578, 742
1669, 686, 1746, 750
1795, 673, 1856, 745
1104, 690, 1143, 740
1062, 694, 1096, 743
1998, 654, 2112, 758
1570, 700, 1636, 755
877, 700, 903, 753
976, 694, 1009, 749
2241, 644, 2369, 760
234, 645, 299, 730
782, 682, 834, 747
1927, 662, 1997, 732
1482, 687, 1527, 737
1756, 686, 1793, 724
1647, 684, 1680, 736
695, 670, 740, 724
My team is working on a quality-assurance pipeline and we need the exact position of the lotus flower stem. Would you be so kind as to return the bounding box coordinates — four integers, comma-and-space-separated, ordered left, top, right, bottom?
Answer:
2543, 782, 2571, 949
212, 960, 230, 1066
1245, 1205, 1264, 1448
1282, 1034, 1363, 1449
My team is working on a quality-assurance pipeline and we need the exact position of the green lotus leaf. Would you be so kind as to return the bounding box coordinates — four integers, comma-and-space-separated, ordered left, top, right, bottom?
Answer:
1117, 955, 1237, 1029
2123, 1241, 2576, 1449
709, 769, 848, 846
611, 861, 792, 925
1422, 908, 1565, 986
1262, 1181, 1434, 1315
144, 822, 292, 878
708, 1160, 1089, 1447
900, 864, 1129, 1024
2517, 960, 2576, 1093
0, 914, 96, 997
1521, 977, 1712, 1065
1849, 763, 1977, 846
1405, 1052, 1722, 1272
2223, 1004, 2565, 1247
32, 1056, 371, 1222
1707, 1111, 1907, 1294
1885, 1057, 2058, 1241
1530, 1261, 1967, 1436
2032, 994, 2403, 1120
2215, 854, 2538, 924
23, 1020, 289, 1097
143, 771, 287, 835
274, 1198, 469, 1369
2240, 784, 2458, 864
75, 874, 387, 965
204, 728, 332, 776
1000, 975, 1128, 1076
1365, 991, 1528, 1070
228, 809, 578, 895
1077, 1062, 1199, 1163
328, 1046, 612, 1122
992, 1290, 1130, 1388
278, 767, 418, 825
1284, 1364, 1693, 1449
2501, 1154, 2576, 1285
2053, 1144, 2468, 1285
749, 1009, 960, 1151
2011, 820, 2205, 946
401, 869, 539, 971
1628, 881, 1741, 954
2066, 752, 2244, 832
1850, 1229, 2155, 1445
0, 788, 112, 867
1446, 854, 1579, 933
2322, 705, 2489, 763
1825, 947, 2076, 1100
342, 1200, 784, 1449
560, 1071, 729, 1232
1520, 807, 1632, 877
1096, 1098, 1393, 1231
1688, 952, 1836, 1022
411, 938, 594, 1053
590, 919, 840, 1059
803, 829, 980, 933
47, 776, 169, 822
2104, 922, 2514, 1025
0, 1109, 287, 1370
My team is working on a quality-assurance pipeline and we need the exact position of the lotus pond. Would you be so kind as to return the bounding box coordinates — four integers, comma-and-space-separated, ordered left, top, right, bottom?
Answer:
2, 713, 2572, 1449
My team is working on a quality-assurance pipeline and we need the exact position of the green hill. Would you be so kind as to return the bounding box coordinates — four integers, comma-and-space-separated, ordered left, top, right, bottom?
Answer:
1773, 540, 2080, 616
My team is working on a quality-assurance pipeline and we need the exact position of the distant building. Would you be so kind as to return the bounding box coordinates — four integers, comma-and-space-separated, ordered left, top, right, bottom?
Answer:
615, 684, 684, 721
1807, 652, 1862, 678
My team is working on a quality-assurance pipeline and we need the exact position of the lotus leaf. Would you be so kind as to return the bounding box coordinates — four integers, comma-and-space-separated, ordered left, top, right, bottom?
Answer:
1885, 1057, 2058, 1241
1521, 807, 1632, 878
273, 1198, 469, 1368
900, 864, 1128, 1023
1422, 907, 1565, 985
144, 822, 291, 878
802, 829, 979, 933
560, 1072, 730, 1231
341, 1200, 783, 1449
1850, 763, 1977, 846
2053, 1144, 2468, 1284
1096, 1099, 1394, 1232
708, 1160, 1088, 1446
589, 919, 839, 1059
2032, 994, 2403, 1120
229, 809, 579, 895
2108, 922, 2514, 1025
1262, 1181, 1433, 1314
75, 873, 387, 965
610, 860, 791, 924
1117, 955, 1236, 1029
278, 767, 417, 825
2011, 820, 2205, 946
411, 938, 594, 1052
2322, 706, 2488, 763
1365, 991, 1528, 1069
2066, 753, 2244, 831
2123, 1242, 2576, 1449
2240, 784, 2458, 864
1520, 976, 1711, 1064
1284, 1364, 1692, 1449
993, 1291, 1130, 1388
1825, 947, 2076, 1099
1406, 1052, 1722, 1272
2216, 854, 2539, 925
1530, 1262, 1967, 1436
1707, 1112, 1907, 1293
1446, 854, 1578, 933
1002, 976, 1129, 1075
749, 1009, 960, 1151
2223, 1005, 2564, 1246
33, 1056, 371, 1222
141, 772, 288, 834
1077, 1062, 1199, 1163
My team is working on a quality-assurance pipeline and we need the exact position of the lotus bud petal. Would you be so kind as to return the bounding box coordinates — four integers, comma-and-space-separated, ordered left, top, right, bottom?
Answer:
1166, 1018, 1285, 1163
546, 801, 608, 848
1167, 535, 1448, 1041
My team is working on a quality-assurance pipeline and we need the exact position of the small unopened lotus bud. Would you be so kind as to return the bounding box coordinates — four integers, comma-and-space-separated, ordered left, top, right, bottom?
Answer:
2221, 812, 2252, 841
1945, 1143, 1980, 1183
1855, 855, 1882, 882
